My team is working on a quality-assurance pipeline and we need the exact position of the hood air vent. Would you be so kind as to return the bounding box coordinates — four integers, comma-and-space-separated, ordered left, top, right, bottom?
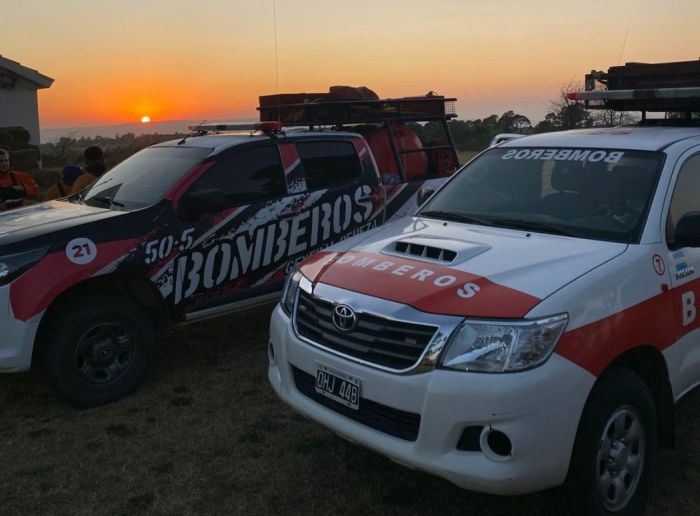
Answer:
383, 236, 491, 265
394, 241, 457, 262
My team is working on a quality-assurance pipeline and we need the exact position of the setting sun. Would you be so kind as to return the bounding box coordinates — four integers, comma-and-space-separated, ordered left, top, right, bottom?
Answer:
140, 115, 151, 123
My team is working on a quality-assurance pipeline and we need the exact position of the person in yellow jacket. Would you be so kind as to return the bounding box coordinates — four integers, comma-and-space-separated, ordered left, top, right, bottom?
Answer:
43, 165, 83, 201
0, 148, 39, 211
70, 146, 107, 194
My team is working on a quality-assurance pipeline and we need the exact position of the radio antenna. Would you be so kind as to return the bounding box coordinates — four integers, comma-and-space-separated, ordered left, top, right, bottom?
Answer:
272, 0, 281, 121
617, 28, 629, 65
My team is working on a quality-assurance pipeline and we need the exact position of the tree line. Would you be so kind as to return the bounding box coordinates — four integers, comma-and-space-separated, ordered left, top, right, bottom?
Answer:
414, 85, 636, 151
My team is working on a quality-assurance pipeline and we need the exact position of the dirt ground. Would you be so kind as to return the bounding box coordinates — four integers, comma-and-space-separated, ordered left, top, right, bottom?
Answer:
1, 305, 699, 515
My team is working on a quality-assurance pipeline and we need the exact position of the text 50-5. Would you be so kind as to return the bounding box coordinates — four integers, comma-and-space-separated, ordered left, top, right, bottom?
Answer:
144, 228, 195, 264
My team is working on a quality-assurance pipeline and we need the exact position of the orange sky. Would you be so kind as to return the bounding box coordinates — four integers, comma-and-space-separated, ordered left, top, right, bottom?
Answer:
4, 0, 700, 128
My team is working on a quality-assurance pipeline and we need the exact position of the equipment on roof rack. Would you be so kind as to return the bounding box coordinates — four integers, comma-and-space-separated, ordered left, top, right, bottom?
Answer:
568, 59, 700, 117
258, 92, 457, 126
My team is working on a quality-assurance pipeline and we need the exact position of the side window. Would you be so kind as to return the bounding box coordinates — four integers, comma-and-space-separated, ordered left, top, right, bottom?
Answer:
667, 154, 700, 245
297, 141, 362, 191
191, 146, 286, 205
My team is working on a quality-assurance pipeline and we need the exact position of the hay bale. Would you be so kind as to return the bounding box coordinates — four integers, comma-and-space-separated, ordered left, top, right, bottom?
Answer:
0, 126, 31, 145
9, 148, 39, 170
0, 131, 13, 149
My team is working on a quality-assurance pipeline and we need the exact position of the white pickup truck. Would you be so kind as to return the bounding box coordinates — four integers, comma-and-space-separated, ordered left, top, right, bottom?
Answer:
269, 61, 700, 515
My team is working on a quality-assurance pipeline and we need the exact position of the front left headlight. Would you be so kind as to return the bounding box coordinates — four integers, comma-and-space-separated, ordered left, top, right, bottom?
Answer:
280, 269, 302, 316
0, 247, 49, 286
439, 313, 568, 373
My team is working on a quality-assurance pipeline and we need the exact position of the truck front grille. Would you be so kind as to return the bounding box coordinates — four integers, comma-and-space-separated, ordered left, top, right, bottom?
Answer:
295, 291, 437, 370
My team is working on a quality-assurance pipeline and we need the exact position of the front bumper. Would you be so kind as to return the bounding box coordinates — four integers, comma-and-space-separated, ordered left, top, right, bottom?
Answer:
0, 284, 40, 371
268, 303, 596, 495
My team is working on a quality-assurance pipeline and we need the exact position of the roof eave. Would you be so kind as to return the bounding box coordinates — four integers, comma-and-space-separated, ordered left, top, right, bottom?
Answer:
0, 55, 54, 89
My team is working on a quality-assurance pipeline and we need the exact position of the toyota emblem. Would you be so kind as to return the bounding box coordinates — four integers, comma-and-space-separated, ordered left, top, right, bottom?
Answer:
332, 304, 357, 332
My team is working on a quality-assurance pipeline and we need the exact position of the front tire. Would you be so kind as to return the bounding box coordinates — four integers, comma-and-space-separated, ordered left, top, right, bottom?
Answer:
45, 294, 155, 407
557, 368, 658, 515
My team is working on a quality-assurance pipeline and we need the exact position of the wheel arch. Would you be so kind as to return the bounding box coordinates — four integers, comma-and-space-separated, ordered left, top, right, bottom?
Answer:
33, 273, 170, 365
601, 345, 675, 449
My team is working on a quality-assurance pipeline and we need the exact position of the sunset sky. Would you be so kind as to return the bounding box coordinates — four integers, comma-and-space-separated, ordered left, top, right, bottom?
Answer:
4, 0, 700, 128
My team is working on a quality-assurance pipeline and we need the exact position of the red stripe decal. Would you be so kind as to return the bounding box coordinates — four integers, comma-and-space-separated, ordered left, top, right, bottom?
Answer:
278, 143, 298, 172
555, 282, 695, 376
299, 251, 540, 318
351, 138, 369, 155
10, 238, 143, 322
164, 162, 215, 205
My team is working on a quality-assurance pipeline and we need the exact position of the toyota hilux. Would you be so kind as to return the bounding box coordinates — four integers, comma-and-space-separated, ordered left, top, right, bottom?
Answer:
269, 61, 700, 515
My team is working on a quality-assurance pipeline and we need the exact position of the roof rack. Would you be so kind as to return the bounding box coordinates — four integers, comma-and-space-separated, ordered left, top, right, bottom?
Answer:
568, 59, 700, 115
258, 93, 457, 126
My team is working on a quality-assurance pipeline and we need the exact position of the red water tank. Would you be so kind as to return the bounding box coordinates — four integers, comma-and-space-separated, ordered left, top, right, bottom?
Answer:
358, 124, 428, 182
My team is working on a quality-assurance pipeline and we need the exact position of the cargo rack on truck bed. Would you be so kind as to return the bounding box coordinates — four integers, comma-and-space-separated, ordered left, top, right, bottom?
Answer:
258, 92, 461, 179
568, 59, 700, 120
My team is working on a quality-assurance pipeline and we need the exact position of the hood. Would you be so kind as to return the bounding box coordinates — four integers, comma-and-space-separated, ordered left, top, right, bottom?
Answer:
299, 217, 627, 318
0, 201, 125, 249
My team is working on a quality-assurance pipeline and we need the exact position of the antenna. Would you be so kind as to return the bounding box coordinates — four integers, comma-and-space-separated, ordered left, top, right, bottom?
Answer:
272, 0, 281, 121
179, 118, 207, 144
617, 28, 629, 65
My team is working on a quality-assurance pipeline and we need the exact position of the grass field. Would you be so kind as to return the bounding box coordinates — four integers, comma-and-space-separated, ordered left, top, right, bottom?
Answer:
1, 305, 699, 515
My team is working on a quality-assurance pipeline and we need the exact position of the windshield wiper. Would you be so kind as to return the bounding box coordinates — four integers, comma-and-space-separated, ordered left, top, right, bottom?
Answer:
488, 217, 581, 237
419, 210, 498, 227
91, 195, 125, 208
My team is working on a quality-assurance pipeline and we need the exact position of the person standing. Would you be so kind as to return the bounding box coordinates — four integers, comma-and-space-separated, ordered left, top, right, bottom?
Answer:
43, 165, 83, 201
0, 148, 39, 211
70, 146, 107, 194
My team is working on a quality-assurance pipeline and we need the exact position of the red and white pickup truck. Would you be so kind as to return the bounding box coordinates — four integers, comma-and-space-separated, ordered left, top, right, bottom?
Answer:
269, 61, 700, 515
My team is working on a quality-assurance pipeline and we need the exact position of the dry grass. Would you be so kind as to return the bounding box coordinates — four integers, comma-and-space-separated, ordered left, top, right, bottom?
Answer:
1, 305, 698, 515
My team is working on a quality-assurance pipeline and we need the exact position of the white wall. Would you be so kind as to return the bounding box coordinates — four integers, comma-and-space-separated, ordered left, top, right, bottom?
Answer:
0, 78, 40, 145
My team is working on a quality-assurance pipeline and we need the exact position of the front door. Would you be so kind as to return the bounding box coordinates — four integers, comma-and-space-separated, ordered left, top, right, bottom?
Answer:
170, 143, 303, 317
664, 148, 700, 396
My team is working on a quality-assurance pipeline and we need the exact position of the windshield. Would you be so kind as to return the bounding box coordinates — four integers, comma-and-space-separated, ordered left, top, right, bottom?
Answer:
420, 147, 664, 243
82, 146, 212, 209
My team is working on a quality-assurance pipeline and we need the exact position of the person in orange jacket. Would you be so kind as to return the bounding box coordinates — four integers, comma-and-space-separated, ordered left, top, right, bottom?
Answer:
0, 148, 39, 211
43, 165, 83, 201
70, 146, 107, 194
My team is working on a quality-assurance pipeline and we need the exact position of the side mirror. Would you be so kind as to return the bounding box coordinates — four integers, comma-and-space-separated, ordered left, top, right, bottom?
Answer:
675, 212, 700, 247
180, 189, 226, 219
417, 187, 435, 207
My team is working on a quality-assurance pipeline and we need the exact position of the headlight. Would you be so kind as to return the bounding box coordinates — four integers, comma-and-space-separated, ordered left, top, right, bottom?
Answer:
439, 314, 568, 373
0, 247, 49, 286
280, 269, 302, 316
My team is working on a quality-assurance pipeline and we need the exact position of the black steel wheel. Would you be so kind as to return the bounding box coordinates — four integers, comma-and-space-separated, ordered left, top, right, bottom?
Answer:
45, 294, 155, 407
74, 321, 136, 385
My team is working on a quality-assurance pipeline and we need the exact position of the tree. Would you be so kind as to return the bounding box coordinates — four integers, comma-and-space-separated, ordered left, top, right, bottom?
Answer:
591, 109, 638, 127
535, 82, 593, 132
497, 111, 531, 133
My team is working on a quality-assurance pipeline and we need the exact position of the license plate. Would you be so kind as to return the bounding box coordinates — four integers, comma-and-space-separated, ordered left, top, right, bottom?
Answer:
315, 364, 361, 410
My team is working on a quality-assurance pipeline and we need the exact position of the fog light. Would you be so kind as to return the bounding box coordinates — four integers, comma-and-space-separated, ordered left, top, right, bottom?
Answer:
485, 429, 512, 458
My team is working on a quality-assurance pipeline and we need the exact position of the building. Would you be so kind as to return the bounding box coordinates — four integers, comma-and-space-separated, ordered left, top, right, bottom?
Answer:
0, 55, 54, 145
